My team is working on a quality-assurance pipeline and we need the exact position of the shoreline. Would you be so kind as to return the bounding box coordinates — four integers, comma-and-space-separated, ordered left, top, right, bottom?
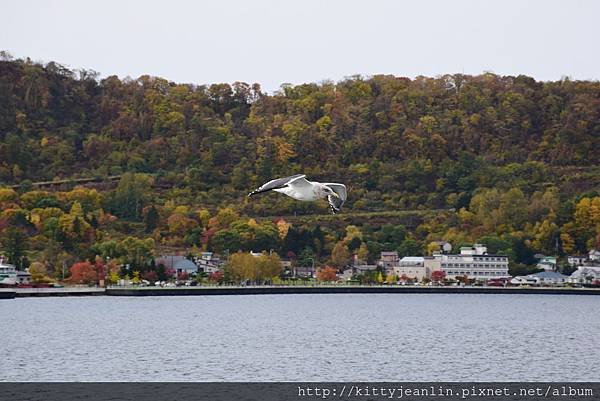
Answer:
3, 286, 600, 298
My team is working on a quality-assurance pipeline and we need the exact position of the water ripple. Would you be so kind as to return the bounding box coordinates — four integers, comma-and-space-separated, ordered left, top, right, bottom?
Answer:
1, 294, 599, 381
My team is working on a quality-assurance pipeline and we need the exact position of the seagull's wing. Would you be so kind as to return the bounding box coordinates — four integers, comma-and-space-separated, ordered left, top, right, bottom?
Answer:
286, 175, 312, 189
324, 183, 347, 214
248, 174, 307, 197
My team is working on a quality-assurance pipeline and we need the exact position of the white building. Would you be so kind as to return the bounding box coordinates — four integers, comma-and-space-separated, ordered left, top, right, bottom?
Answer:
567, 255, 587, 267
195, 252, 223, 274
568, 266, 600, 284
295, 265, 316, 278
390, 256, 440, 281
433, 244, 509, 280
536, 255, 557, 271
526, 271, 568, 286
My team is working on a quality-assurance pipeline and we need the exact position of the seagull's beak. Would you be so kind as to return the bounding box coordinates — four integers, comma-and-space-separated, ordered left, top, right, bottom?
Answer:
331, 192, 340, 199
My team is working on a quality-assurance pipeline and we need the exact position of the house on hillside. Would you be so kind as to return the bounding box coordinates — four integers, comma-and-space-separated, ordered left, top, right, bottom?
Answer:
379, 251, 399, 268
155, 255, 198, 276
567, 255, 588, 267
568, 266, 600, 285
195, 252, 223, 274
352, 264, 378, 275
535, 255, 557, 271
294, 265, 316, 278
526, 271, 568, 286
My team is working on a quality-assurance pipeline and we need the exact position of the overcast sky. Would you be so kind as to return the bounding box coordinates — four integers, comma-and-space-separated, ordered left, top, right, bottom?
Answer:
1, 0, 599, 92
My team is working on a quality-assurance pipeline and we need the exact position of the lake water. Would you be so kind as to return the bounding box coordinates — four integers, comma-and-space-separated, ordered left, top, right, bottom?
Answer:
1, 294, 599, 381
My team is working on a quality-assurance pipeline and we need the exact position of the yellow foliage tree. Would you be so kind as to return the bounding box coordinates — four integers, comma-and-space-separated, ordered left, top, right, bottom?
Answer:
276, 219, 291, 240
427, 242, 440, 255
198, 209, 211, 228
167, 213, 197, 237
343, 225, 363, 242
560, 233, 575, 255
214, 207, 239, 229
227, 251, 282, 283
58, 203, 92, 242
532, 219, 559, 254
574, 197, 600, 233
29, 261, 52, 283
357, 242, 369, 262
64, 187, 102, 212
20, 190, 57, 209
0, 187, 18, 203
272, 136, 296, 163
331, 241, 350, 267
173, 205, 189, 215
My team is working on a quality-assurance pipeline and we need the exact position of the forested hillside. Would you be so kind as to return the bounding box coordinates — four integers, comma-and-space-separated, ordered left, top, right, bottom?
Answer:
1, 54, 599, 279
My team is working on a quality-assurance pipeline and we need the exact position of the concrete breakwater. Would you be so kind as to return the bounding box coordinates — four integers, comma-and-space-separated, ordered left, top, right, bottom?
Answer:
3, 286, 600, 298
0, 289, 16, 299
12, 287, 105, 298
105, 286, 600, 296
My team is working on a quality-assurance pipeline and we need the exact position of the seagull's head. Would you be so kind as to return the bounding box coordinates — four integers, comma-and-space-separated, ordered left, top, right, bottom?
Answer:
324, 186, 340, 198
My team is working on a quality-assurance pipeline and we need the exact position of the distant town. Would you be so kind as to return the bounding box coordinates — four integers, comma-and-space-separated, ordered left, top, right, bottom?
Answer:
2, 242, 600, 289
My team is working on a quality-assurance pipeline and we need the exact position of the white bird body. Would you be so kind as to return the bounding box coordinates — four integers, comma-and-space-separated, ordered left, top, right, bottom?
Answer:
273, 181, 327, 201
248, 174, 347, 214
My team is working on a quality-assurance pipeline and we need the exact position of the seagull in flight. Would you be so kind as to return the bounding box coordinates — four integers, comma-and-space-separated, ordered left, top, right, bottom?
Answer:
248, 174, 347, 214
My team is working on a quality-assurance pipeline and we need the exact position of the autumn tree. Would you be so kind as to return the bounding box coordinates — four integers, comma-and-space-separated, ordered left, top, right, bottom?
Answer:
29, 261, 51, 283
316, 266, 338, 282
69, 261, 97, 285
431, 270, 447, 283
331, 241, 350, 267
226, 251, 282, 283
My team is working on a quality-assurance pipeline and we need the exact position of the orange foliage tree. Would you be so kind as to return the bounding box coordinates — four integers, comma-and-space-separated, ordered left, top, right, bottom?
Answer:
316, 266, 338, 282
69, 261, 97, 284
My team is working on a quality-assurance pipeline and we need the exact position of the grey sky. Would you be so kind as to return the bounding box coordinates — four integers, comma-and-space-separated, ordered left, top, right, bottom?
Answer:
1, 0, 599, 93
